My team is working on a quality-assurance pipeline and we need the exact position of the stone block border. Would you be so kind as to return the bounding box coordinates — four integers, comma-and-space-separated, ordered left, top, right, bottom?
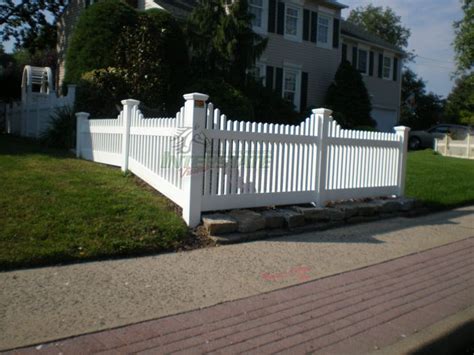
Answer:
200, 197, 428, 244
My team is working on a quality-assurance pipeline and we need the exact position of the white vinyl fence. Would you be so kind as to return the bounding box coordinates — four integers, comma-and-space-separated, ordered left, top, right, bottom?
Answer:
434, 134, 474, 160
77, 93, 410, 227
6, 65, 76, 138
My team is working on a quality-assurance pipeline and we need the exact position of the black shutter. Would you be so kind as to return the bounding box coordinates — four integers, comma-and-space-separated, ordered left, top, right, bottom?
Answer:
342, 44, 347, 62
276, 2, 285, 35
393, 57, 398, 81
303, 10, 310, 41
369, 51, 374, 76
300, 72, 308, 112
268, 0, 276, 33
275, 67, 283, 96
352, 47, 358, 68
310, 11, 318, 43
378, 53, 383, 78
332, 18, 340, 48
85, 0, 90, 7
266, 66, 274, 89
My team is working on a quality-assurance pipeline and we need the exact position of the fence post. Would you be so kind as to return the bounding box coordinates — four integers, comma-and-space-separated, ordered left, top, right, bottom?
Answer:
314, 108, 332, 206
75, 112, 90, 158
120, 99, 140, 172
394, 126, 410, 196
181, 92, 209, 227
466, 133, 471, 159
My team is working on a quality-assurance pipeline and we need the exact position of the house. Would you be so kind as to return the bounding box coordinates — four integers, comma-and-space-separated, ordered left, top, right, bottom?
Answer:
56, 0, 404, 132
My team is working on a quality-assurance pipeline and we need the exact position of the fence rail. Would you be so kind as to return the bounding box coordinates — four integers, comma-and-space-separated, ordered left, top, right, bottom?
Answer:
434, 134, 474, 160
76, 93, 410, 226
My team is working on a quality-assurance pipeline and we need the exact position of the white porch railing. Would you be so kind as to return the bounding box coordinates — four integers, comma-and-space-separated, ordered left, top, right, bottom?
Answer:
76, 93, 410, 227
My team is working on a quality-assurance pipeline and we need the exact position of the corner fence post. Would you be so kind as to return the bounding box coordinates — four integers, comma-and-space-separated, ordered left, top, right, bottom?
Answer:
181, 92, 209, 227
394, 126, 410, 196
75, 112, 90, 158
121, 99, 140, 172
314, 108, 332, 206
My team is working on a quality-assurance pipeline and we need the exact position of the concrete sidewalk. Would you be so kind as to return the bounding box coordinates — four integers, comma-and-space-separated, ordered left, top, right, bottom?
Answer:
1, 206, 473, 351
9, 235, 474, 354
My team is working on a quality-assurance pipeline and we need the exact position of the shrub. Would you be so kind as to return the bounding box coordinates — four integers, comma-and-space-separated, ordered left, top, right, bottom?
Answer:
324, 60, 374, 128
65, 0, 138, 83
75, 68, 129, 118
41, 106, 76, 149
185, 78, 255, 121
115, 9, 189, 112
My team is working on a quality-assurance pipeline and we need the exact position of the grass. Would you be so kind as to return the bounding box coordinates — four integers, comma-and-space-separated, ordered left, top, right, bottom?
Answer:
0, 135, 189, 270
406, 149, 474, 208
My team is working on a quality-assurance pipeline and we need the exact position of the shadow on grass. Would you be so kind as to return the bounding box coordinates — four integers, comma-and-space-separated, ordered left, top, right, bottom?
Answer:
0, 134, 74, 159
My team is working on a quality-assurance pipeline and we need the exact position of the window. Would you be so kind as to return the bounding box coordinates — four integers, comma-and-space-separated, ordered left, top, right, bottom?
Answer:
253, 62, 266, 84
283, 68, 301, 110
358, 49, 368, 74
249, 0, 264, 28
383, 56, 392, 79
317, 15, 330, 44
285, 5, 300, 40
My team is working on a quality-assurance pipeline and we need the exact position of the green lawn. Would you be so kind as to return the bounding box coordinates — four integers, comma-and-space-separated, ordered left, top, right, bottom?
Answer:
0, 135, 188, 270
406, 149, 474, 208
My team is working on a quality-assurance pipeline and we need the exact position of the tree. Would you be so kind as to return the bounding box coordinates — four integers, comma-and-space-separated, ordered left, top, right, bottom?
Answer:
65, 0, 138, 83
0, 0, 66, 51
186, 0, 267, 88
444, 74, 474, 125
347, 4, 412, 59
453, 0, 474, 74
324, 60, 374, 128
115, 9, 189, 112
400, 69, 445, 129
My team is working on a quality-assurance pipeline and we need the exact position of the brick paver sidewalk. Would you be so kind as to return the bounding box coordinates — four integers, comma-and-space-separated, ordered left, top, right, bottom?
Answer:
10, 237, 474, 354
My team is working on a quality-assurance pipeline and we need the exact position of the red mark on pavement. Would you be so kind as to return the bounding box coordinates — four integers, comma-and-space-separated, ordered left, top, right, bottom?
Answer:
261, 266, 312, 282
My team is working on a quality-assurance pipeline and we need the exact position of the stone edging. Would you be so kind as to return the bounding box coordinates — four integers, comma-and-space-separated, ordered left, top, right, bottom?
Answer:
201, 198, 428, 244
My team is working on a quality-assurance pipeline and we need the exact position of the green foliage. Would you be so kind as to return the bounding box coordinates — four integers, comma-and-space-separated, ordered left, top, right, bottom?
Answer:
41, 106, 76, 149
324, 60, 374, 128
186, 79, 255, 121
400, 69, 445, 129
347, 4, 412, 60
115, 9, 189, 112
186, 0, 267, 88
444, 73, 474, 125
0, 0, 66, 49
75, 68, 129, 118
65, 0, 138, 83
244, 79, 302, 124
453, 0, 474, 74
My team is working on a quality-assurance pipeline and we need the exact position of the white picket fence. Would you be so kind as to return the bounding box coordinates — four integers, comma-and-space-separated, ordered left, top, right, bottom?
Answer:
76, 93, 410, 227
5, 65, 76, 138
434, 134, 474, 160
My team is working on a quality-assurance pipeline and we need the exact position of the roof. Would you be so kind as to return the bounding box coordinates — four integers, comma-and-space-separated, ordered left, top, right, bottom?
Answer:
153, 0, 197, 19
341, 20, 404, 54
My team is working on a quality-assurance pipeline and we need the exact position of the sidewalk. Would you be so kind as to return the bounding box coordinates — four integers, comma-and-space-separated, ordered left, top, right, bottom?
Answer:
10, 236, 474, 354
1, 206, 473, 351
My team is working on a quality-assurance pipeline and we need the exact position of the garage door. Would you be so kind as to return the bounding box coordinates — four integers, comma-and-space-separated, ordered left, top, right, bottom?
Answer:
372, 108, 398, 132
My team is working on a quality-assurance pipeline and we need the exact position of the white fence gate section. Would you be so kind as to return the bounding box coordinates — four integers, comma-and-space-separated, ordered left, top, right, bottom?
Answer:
77, 93, 410, 227
6, 65, 76, 138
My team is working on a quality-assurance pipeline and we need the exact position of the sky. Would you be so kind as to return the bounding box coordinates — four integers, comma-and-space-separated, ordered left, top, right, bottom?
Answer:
342, 0, 463, 98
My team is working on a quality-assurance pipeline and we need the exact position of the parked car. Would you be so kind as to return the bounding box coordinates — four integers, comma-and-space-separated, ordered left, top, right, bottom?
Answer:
408, 124, 473, 150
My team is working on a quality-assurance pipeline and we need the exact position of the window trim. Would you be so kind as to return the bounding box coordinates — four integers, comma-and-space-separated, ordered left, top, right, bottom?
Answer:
357, 47, 369, 75
382, 54, 393, 80
282, 64, 302, 111
250, 0, 268, 34
284, 3, 302, 42
316, 13, 333, 49
254, 62, 267, 85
